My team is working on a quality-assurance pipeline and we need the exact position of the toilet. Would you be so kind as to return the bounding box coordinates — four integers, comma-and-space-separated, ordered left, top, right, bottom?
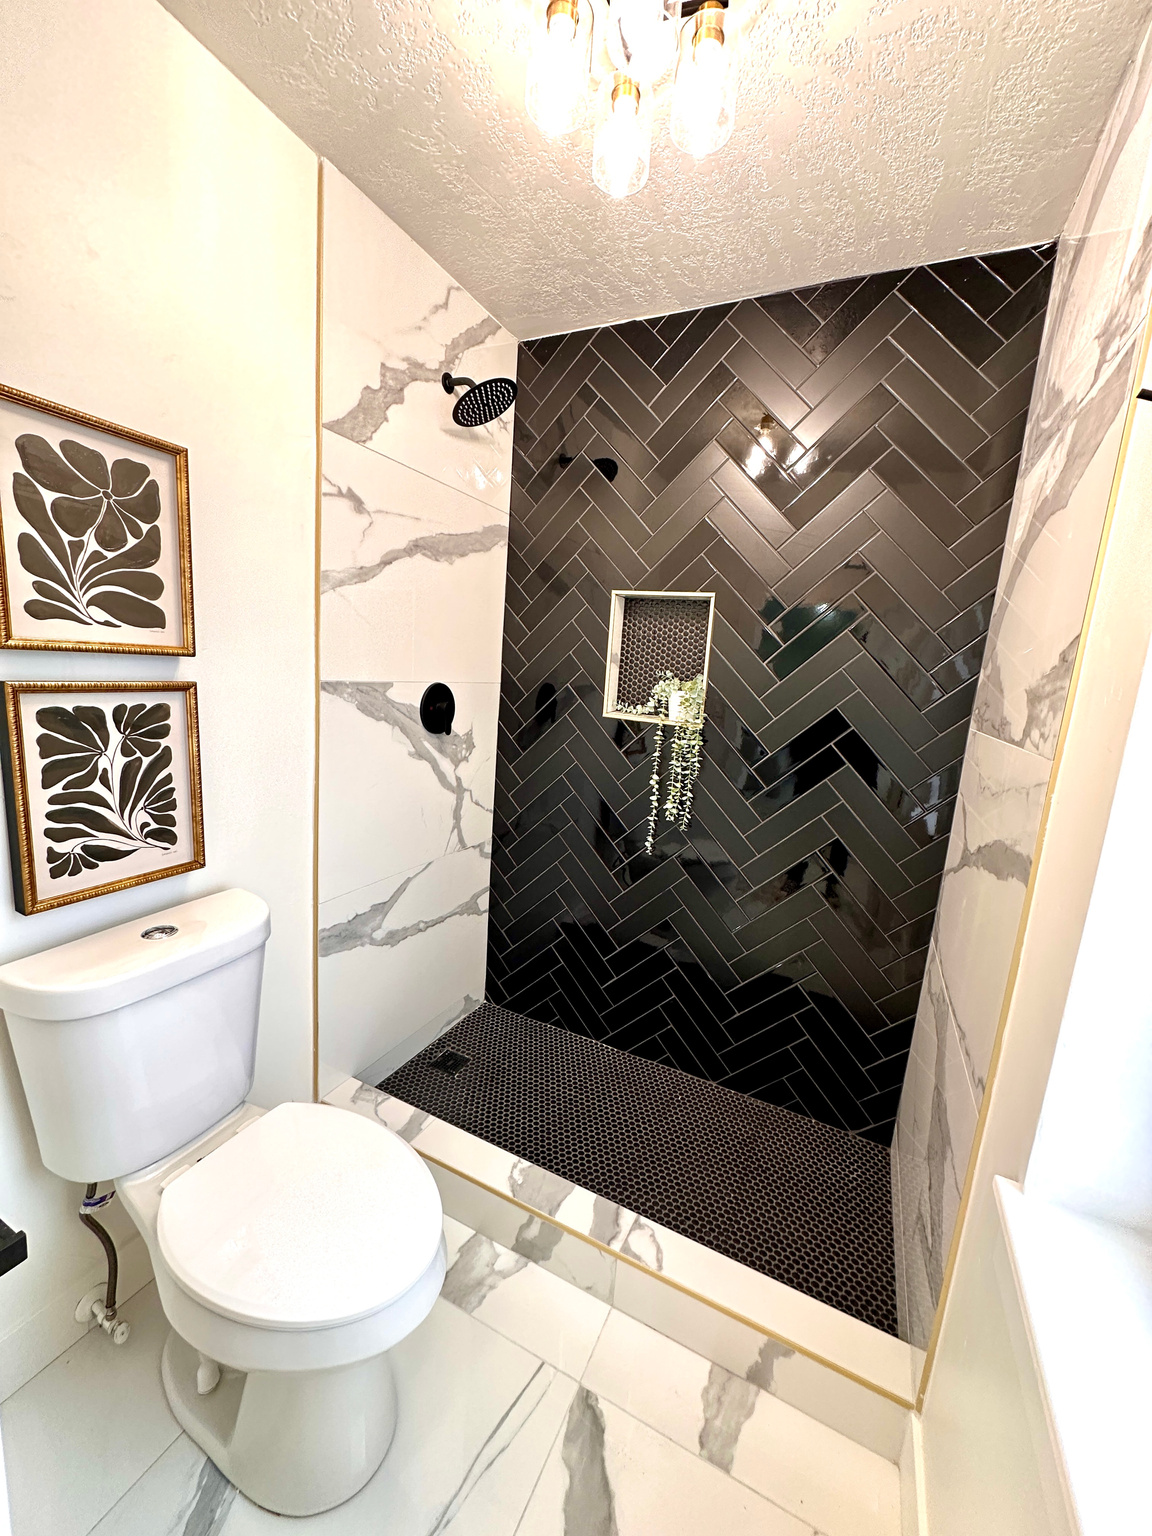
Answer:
0, 889, 445, 1517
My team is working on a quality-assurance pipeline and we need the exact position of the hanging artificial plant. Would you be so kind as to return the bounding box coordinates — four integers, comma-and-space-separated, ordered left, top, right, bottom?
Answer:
642, 671, 705, 854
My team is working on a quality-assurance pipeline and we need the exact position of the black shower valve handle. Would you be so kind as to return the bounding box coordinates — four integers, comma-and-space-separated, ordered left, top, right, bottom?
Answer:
420, 682, 456, 736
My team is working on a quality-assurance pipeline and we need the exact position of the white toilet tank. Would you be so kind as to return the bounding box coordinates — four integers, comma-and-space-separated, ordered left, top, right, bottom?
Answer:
0, 889, 271, 1182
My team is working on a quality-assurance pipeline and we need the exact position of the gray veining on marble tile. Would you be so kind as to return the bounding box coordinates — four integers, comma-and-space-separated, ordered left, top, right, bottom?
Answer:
972, 326, 1138, 757
933, 730, 1051, 1103
443, 1232, 529, 1314
427, 1359, 559, 1536
350, 1080, 432, 1141
510, 1162, 577, 1216
698, 1364, 759, 1474
325, 306, 502, 445
966, 28, 1152, 769
589, 1197, 633, 1249
179, 1458, 235, 1536
322, 681, 493, 858
319, 868, 488, 958
893, 942, 988, 1347
744, 1336, 797, 1393
618, 1216, 664, 1272
512, 1214, 568, 1266
561, 1388, 619, 1536
942, 782, 1032, 889
321, 509, 507, 596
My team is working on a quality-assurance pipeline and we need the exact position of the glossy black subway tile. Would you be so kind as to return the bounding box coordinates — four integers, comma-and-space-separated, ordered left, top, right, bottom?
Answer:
490, 251, 1052, 1152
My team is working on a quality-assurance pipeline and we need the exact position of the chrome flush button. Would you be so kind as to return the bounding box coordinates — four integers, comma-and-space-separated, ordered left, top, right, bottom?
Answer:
141, 924, 178, 941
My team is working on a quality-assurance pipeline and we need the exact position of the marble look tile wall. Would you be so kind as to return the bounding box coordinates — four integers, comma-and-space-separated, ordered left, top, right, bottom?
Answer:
318, 164, 514, 1089
892, 26, 1152, 1347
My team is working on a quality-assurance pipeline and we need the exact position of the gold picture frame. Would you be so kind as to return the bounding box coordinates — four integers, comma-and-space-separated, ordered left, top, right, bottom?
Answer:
0, 681, 205, 915
0, 383, 195, 654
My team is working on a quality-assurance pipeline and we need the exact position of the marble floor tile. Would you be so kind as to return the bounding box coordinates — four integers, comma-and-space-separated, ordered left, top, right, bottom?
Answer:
1, 1284, 180, 1536
87, 1298, 576, 1536
442, 1216, 610, 1378
9, 1201, 907, 1536
86, 1434, 233, 1536
583, 1311, 900, 1536
582, 1310, 716, 1459
328, 1079, 910, 1454
733, 1390, 901, 1536
514, 1387, 817, 1536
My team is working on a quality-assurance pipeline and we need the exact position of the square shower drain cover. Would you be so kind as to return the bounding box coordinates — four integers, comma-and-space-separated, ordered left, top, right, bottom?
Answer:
430, 1050, 470, 1076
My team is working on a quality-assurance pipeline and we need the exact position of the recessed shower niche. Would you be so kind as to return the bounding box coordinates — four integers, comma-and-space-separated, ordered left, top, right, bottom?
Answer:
603, 590, 715, 722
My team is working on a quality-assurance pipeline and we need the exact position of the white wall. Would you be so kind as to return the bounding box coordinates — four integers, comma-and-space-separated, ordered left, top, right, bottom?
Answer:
0, 0, 318, 1392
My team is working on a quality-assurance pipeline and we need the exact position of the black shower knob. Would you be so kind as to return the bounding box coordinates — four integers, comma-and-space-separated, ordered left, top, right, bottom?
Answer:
420, 683, 456, 735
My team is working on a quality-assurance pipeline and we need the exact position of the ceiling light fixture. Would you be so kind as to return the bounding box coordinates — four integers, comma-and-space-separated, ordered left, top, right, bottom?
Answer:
525, 0, 591, 139
523, 0, 741, 198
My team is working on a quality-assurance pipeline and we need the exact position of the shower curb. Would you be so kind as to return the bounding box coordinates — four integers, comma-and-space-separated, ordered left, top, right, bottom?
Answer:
326, 1077, 919, 1461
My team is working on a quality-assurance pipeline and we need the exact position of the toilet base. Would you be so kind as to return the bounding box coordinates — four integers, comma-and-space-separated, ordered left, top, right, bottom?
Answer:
161, 1329, 398, 1516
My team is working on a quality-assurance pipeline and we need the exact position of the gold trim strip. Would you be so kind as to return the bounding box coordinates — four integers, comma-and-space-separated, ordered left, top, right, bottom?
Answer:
416, 1146, 916, 1409
914, 305, 1152, 1411
312, 159, 325, 1104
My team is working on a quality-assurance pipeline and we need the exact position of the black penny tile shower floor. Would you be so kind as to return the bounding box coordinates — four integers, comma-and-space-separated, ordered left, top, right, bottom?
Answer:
382, 1003, 898, 1335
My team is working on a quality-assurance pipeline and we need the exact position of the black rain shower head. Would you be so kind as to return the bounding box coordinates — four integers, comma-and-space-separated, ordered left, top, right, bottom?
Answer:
442, 372, 518, 427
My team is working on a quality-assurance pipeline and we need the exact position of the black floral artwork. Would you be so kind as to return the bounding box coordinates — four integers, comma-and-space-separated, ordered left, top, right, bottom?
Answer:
11, 434, 166, 629
35, 702, 178, 879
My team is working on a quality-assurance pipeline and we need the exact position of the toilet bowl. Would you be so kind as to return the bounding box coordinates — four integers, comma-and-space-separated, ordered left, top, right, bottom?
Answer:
119, 1100, 444, 1513
117, 1099, 445, 1515
0, 889, 447, 1517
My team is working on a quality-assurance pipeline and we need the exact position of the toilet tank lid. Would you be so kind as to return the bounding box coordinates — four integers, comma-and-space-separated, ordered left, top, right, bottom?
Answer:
0, 889, 270, 1021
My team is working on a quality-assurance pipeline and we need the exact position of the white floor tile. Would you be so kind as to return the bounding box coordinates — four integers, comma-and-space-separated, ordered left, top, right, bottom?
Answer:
4, 1212, 902, 1536
1, 1284, 179, 1536
443, 1223, 610, 1379
582, 1310, 715, 1457
731, 1391, 901, 1536
87, 1434, 234, 1536
221, 1299, 571, 1535
514, 1388, 815, 1536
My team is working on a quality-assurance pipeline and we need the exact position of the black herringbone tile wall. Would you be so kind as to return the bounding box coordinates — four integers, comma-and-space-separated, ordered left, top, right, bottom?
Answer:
489, 248, 1056, 1146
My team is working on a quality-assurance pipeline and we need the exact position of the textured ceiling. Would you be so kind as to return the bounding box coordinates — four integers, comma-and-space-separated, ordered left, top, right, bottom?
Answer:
158, 0, 1151, 337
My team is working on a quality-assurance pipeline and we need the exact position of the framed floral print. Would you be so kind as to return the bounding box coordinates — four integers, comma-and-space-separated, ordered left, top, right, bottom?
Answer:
0, 383, 194, 654
0, 682, 205, 915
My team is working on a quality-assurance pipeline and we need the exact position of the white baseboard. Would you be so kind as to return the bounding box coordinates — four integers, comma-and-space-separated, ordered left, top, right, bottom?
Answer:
0, 1232, 154, 1402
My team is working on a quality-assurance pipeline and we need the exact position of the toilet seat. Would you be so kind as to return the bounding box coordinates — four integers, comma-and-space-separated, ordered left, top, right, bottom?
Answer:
157, 1101, 443, 1331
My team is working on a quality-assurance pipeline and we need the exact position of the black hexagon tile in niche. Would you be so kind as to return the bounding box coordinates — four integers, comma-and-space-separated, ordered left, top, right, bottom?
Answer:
382, 1003, 898, 1335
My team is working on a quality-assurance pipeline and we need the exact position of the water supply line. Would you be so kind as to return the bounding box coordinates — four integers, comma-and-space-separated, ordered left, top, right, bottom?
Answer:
77, 1186, 130, 1345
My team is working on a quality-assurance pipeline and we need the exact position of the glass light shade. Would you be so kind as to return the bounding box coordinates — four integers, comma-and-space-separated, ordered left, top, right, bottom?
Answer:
592, 74, 651, 198
606, 0, 680, 84
670, 2, 737, 158
525, 0, 589, 140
